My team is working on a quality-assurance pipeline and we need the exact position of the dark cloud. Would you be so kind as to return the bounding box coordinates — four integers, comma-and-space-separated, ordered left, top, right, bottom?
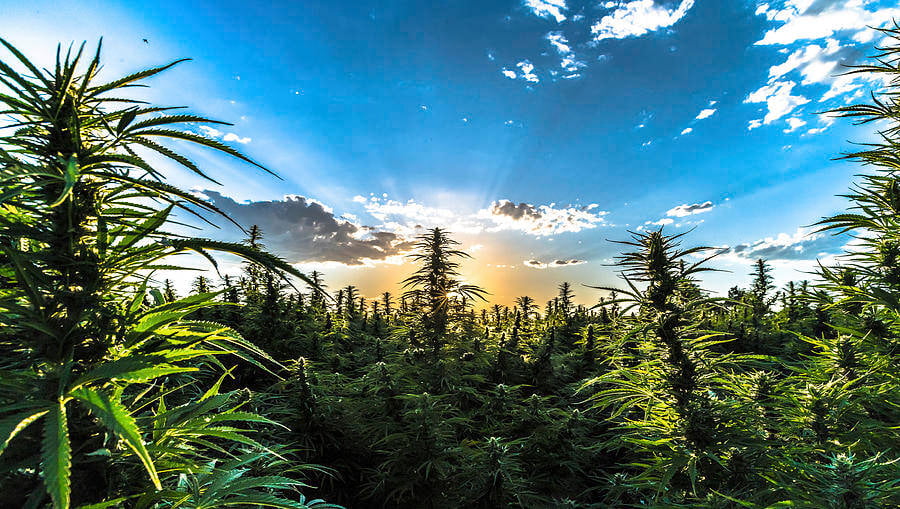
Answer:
524, 258, 587, 269
490, 200, 542, 221
551, 259, 585, 266
203, 191, 415, 265
667, 201, 714, 217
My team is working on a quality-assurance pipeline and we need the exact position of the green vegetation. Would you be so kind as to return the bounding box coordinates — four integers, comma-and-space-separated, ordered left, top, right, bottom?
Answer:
2, 27, 900, 509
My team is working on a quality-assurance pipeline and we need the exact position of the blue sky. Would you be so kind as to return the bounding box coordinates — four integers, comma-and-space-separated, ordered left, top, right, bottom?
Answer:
5, 0, 899, 305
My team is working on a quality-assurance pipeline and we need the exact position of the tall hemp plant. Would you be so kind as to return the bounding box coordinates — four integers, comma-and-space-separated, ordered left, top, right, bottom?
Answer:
0, 40, 332, 508
584, 230, 759, 504
768, 23, 900, 506
402, 228, 486, 358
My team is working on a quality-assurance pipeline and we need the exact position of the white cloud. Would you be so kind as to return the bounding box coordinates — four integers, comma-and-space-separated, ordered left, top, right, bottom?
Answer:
667, 201, 713, 217
695, 108, 716, 120
592, 0, 695, 42
546, 31, 586, 74
756, 0, 900, 46
199, 125, 251, 144
223, 133, 251, 144
502, 68, 517, 79
484, 200, 608, 235
783, 116, 806, 133
546, 31, 572, 54
716, 227, 843, 263
517, 60, 540, 83
680, 127, 693, 135
560, 54, 586, 72
646, 217, 675, 226
744, 80, 809, 124
749, 0, 900, 112
524, 0, 568, 23
748, 119, 764, 130
198, 125, 223, 138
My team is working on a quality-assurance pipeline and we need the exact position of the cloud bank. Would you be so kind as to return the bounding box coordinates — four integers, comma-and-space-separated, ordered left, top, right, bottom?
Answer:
202, 191, 415, 265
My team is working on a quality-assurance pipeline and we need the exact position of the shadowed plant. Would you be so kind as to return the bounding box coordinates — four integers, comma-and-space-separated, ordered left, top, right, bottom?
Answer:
0, 39, 325, 508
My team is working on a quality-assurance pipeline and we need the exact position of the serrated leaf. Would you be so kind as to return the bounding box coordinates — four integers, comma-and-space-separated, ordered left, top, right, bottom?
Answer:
42, 398, 71, 509
0, 407, 49, 456
70, 387, 161, 490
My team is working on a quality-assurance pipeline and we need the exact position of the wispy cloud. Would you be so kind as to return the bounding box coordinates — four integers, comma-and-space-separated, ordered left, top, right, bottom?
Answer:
546, 31, 572, 53
755, 0, 900, 46
746, 0, 900, 130
592, 0, 695, 42
745, 80, 810, 127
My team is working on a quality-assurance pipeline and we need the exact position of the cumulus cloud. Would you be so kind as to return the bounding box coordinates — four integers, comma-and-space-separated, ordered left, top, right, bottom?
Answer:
345, 194, 609, 240
592, 0, 695, 42
666, 201, 714, 217
744, 80, 810, 125
783, 116, 807, 133
646, 217, 675, 226
755, 0, 900, 46
680, 127, 693, 135
202, 191, 415, 266
524, 0, 568, 23
745, 0, 900, 129
223, 133, 251, 144
352, 195, 484, 236
717, 227, 844, 262
517, 60, 540, 83
198, 125, 251, 144
489, 201, 542, 221
523, 258, 587, 269
484, 200, 608, 235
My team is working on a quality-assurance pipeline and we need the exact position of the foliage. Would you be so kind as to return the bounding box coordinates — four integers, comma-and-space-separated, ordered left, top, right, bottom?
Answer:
3, 24, 900, 509
0, 39, 329, 507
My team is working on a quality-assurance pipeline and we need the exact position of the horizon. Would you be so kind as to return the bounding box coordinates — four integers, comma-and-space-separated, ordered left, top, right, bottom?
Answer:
4, 0, 897, 306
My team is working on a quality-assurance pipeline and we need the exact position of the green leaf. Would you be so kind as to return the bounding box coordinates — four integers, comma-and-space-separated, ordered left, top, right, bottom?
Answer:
70, 387, 161, 490
0, 407, 49, 456
88, 59, 190, 97
71, 357, 198, 389
42, 398, 71, 509
49, 156, 79, 208
75, 496, 137, 509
